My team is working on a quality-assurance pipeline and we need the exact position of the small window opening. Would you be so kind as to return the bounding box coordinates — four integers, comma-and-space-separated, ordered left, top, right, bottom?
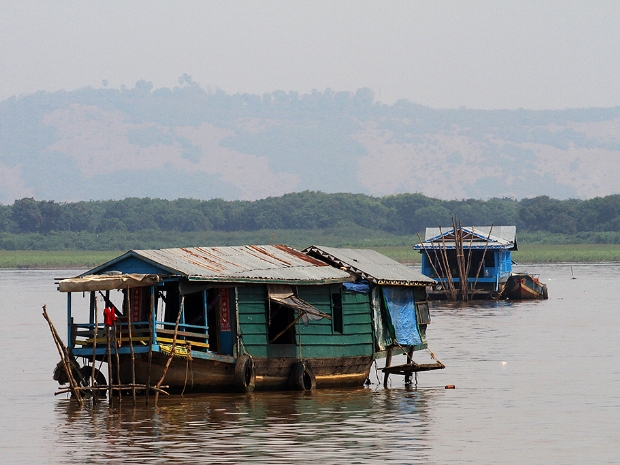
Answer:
332, 292, 343, 334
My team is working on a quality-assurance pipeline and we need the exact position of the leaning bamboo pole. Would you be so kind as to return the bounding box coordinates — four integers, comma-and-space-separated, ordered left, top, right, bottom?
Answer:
155, 295, 184, 402
472, 225, 494, 294
42, 305, 83, 406
464, 226, 476, 288
432, 244, 448, 287
438, 226, 457, 300
453, 219, 468, 302
416, 233, 443, 282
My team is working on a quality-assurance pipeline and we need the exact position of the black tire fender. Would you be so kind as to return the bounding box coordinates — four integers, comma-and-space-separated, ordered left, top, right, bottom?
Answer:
233, 354, 256, 392
79, 366, 107, 397
288, 360, 316, 391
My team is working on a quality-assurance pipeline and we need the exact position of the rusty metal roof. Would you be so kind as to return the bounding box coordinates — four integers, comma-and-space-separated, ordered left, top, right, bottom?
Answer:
84, 244, 353, 284
303, 246, 435, 286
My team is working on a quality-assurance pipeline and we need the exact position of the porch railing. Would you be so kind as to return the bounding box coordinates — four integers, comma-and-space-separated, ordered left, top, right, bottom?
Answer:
71, 321, 210, 351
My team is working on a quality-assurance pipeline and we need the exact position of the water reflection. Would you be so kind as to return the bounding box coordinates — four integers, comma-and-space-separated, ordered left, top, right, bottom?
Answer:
52, 387, 439, 464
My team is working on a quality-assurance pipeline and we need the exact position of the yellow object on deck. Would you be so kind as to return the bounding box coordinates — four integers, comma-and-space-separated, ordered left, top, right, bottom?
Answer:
158, 341, 191, 357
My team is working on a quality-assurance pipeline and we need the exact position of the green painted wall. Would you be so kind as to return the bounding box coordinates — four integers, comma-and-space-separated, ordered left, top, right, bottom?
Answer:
237, 284, 374, 359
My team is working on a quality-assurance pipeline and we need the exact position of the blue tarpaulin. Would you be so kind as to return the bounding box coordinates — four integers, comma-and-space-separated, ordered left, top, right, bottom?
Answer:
343, 282, 371, 293
382, 287, 422, 346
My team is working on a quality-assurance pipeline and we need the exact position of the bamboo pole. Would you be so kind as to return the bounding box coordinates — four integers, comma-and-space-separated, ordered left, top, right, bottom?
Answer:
464, 226, 476, 290
453, 219, 468, 302
42, 305, 83, 406
472, 225, 494, 293
416, 233, 443, 283
113, 319, 122, 402
155, 295, 184, 402
146, 287, 154, 405
439, 226, 457, 300
432, 244, 448, 285
56, 384, 169, 396
106, 326, 112, 400
91, 294, 98, 402
127, 288, 137, 406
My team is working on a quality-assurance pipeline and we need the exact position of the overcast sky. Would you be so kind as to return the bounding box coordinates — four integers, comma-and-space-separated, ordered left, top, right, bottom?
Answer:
2, 1, 619, 110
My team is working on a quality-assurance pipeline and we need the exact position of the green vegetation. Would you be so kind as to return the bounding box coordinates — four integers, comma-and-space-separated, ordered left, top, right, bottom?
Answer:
3, 192, 620, 243
512, 244, 620, 263
0, 250, 121, 269
2, 192, 620, 267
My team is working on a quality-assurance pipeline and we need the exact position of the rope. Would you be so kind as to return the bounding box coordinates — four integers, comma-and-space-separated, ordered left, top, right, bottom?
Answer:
181, 343, 193, 396
373, 359, 382, 385
390, 341, 445, 368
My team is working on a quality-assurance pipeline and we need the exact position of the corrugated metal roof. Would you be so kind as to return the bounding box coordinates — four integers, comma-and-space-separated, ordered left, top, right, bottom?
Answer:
424, 226, 516, 242
86, 245, 353, 284
415, 226, 517, 250
303, 246, 435, 286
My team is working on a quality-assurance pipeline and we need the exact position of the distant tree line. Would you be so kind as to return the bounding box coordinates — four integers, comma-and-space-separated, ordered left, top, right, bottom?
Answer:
1, 192, 620, 239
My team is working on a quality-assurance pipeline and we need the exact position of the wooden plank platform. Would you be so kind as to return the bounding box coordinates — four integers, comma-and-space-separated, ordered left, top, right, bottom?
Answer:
382, 361, 445, 374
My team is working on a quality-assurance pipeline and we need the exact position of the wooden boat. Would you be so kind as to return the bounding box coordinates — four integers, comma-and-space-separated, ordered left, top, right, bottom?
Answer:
500, 273, 549, 300
50, 245, 444, 397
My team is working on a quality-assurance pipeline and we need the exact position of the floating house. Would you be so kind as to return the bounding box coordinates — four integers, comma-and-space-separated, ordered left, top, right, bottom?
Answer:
52, 244, 442, 398
414, 226, 517, 300
303, 246, 444, 386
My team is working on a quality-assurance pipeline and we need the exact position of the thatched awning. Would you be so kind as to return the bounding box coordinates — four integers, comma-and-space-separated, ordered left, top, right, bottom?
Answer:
58, 274, 161, 292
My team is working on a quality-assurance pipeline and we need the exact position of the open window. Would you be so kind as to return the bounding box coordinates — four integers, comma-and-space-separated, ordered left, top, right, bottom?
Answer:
267, 285, 330, 344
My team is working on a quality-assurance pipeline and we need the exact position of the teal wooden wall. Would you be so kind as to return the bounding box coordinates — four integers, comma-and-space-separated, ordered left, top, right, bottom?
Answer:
237, 284, 374, 359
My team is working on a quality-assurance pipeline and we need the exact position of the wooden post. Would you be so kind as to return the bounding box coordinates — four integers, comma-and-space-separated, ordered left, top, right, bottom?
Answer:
383, 346, 394, 388
42, 305, 83, 407
91, 294, 99, 402
146, 286, 154, 405
114, 319, 122, 402
127, 287, 137, 406
106, 326, 113, 401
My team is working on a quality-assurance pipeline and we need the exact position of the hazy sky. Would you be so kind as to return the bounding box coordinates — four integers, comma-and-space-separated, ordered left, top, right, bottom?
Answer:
2, 1, 620, 110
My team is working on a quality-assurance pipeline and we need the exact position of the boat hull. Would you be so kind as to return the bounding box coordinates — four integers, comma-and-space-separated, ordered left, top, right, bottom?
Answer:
117, 352, 373, 393
501, 274, 548, 300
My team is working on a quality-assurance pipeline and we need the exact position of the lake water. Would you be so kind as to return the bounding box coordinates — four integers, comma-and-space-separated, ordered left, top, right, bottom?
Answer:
1, 264, 619, 464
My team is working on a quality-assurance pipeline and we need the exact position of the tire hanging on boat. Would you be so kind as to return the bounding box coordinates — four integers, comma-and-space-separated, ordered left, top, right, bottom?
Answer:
233, 354, 256, 392
79, 365, 107, 398
288, 360, 316, 391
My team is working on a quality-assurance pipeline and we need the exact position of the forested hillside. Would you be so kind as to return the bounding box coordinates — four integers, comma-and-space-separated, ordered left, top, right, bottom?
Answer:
2, 79, 620, 204
2, 192, 620, 251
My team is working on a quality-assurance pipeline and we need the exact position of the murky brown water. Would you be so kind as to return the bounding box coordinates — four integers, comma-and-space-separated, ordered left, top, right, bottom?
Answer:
1, 265, 619, 464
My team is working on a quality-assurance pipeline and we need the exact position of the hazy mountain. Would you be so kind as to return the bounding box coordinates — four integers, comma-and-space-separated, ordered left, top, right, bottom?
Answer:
1, 79, 619, 205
